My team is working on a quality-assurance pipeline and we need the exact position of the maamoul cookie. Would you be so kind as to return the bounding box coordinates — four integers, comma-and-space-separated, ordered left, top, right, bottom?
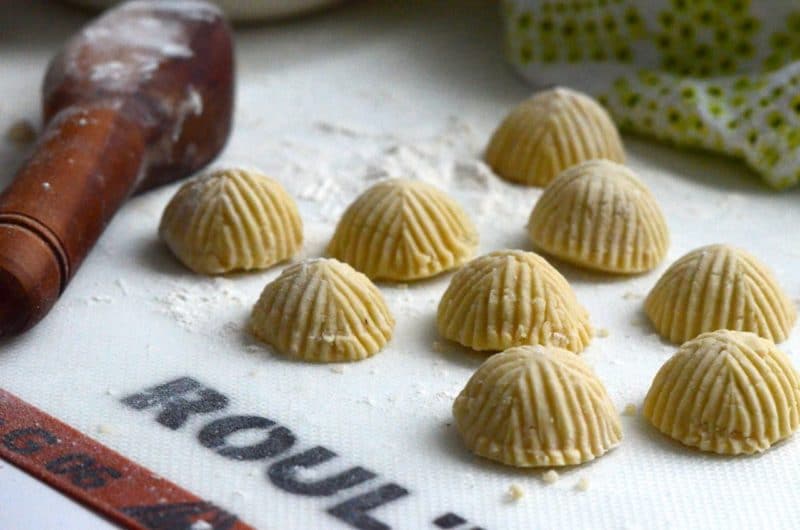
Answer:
159, 167, 303, 274
453, 345, 622, 467
327, 179, 478, 281
485, 87, 625, 187
250, 258, 394, 363
437, 250, 592, 353
643, 330, 800, 455
645, 245, 797, 344
528, 159, 669, 273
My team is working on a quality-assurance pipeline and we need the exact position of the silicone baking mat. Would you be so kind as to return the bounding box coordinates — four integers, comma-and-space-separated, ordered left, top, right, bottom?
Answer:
2, 2, 800, 529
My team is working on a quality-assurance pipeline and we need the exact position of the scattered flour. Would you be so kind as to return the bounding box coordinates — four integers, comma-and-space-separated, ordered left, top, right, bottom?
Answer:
269, 115, 537, 229
156, 277, 246, 335
434, 391, 456, 401
90, 295, 113, 304
357, 397, 376, 407
115, 278, 130, 295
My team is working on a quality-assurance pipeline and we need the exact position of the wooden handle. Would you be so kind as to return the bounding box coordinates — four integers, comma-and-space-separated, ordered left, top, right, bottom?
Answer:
0, 103, 145, 333
0, 0, 234, 335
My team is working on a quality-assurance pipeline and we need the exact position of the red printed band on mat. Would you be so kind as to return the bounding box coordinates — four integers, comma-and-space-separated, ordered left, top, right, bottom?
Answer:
0, 389, 255, 530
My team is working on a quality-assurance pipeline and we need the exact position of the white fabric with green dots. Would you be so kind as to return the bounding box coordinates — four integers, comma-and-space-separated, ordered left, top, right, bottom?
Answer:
502, 0, 800, 189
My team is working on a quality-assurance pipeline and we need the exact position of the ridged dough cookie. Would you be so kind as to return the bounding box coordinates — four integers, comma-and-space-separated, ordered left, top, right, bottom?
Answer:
643, 330, 800, 455
528, 159, 669, 274
645, 244, 796, 344
485, 87, 625, 187
159, 167, 303, 274
327, 179, 478, 281
453, 345, 622, 467
437, 250, 592, 353
250, 258, 394, 363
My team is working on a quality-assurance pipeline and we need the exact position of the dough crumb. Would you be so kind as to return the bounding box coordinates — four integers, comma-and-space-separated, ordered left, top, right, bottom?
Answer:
595, 328, 609, 338
507, 483, 525, 501
330, 365, 346, 374
622, 291, 643, 300
623, 403, 637, 416
541, 470, 559, 484
5, 119, 37, 144
575, 476, 590, 492
551, 331, 568, 346
96, 424, 113, 435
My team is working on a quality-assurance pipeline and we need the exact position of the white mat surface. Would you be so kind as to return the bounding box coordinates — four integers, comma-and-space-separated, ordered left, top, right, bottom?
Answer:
1, 2, 799, 529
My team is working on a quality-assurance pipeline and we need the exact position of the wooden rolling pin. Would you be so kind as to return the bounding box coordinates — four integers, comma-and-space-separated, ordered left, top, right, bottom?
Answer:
0, 1, 234, 335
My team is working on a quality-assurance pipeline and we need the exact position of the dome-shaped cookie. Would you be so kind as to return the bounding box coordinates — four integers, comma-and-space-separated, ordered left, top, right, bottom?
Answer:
159, 168, 303, 274
437, 250, 592, 353
643, 330, 800, 455
453, 345, 622, 467
250, 258, 394, 363
528, 160, 669, 274
485, 87, 625, 187
327, 179, 478, 281
645, 245, 796, 344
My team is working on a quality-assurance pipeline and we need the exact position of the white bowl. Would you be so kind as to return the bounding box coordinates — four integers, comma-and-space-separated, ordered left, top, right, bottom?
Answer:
61, 0, 344, 22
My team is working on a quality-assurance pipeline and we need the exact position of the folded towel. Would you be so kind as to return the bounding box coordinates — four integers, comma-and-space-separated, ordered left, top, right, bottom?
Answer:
502, 0, 800, 189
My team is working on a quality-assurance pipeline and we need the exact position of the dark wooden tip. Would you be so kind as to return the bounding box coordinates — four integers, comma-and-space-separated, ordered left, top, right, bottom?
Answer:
0, 223, 62, 336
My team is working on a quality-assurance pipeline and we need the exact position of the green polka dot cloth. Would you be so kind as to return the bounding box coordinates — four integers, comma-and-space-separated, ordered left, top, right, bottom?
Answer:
502, 0, 800, 189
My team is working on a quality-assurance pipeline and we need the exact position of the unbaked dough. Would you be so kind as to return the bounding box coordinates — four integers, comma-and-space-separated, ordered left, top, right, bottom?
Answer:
159, 167, 303, 275
485, 87, 625, 187
528, 159, 669, 274
437, 250, 592, 353
645, 244, 797, 343
327, 178, 478, 281
643, 330, 800, 455
250, 258, 394, 363
452, 345, 622, 467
